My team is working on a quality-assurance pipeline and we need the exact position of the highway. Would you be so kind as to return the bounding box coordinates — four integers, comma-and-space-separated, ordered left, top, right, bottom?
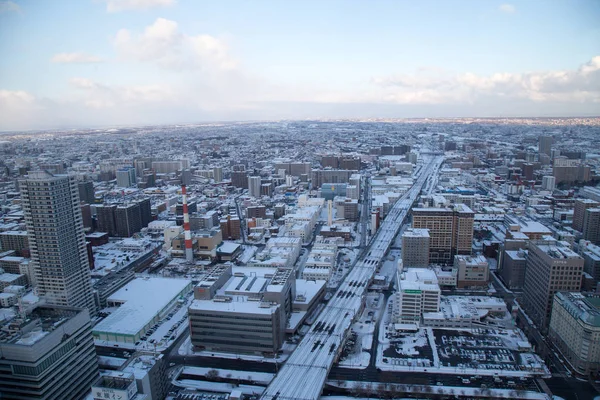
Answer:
260, 156, 443, 400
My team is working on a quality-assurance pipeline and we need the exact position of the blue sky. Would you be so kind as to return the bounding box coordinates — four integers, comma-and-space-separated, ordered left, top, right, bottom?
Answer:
0, 0, 599, 130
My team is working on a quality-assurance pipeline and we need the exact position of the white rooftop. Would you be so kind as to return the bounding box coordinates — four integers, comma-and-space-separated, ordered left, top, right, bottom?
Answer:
94, 277, 191, 336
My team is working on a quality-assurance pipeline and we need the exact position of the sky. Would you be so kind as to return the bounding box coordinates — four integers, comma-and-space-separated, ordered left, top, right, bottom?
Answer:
0, 0, 599, 130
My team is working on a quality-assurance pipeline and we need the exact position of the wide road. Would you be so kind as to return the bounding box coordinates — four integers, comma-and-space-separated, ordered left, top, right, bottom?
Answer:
261, 156, 443, 400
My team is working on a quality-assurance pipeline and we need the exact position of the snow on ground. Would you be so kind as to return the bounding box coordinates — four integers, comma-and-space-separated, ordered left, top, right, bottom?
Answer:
337, 351, 371, 369
97, 355, 127, 368
179, 366, 274, 385
174, 379, 265, 395
239, 245, 258, 264
326, 380, 549, 399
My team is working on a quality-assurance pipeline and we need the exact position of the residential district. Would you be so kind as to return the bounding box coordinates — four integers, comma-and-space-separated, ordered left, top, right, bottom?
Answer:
0, 118, 599, 400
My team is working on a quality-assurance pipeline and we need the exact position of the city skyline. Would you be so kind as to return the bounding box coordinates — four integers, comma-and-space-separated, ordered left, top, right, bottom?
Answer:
1, 0, 600, 131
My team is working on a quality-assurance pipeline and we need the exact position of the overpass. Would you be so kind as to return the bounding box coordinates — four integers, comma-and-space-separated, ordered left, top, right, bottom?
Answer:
261, 156, 443, 400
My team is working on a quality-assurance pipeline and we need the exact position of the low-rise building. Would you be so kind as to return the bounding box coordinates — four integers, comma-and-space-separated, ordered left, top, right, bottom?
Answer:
393, 268, 441, 324
454, 255, 489, 288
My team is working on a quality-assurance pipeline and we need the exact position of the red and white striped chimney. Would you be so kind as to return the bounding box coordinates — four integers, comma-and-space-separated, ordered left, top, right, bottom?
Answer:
181, 185, 193, 262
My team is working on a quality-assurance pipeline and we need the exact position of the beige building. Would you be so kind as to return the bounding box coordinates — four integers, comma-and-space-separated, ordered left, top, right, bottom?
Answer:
522, 241, 584, 331
401, 228, 430, 268
411, 204, 474, 265
549, 292, 600, 375
454, 255, 489, 288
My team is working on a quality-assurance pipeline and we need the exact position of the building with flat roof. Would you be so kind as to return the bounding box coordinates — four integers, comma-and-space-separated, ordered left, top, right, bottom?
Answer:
393, 268, 441, 324
411, 204, 474, 264
0, 306, 99, 400
522, 241, 584, 331
401, 228, 430, 268
573, 199, 599, 232
93, 277, 192, 344
189, 267, 296, 354
549, 292, 600, 375
0, 231, 29, 256
583, 208, 600, 245
500, 249, 528, 289
454, 254, 489, 288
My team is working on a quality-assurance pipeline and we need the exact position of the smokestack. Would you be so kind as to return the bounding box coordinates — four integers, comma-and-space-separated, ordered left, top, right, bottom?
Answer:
181, 185, 193, 262
327, 200, 333, 227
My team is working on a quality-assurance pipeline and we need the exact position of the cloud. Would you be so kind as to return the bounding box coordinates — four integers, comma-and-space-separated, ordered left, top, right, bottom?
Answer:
0, 1, 21, 13
69, 77, 175, 108
113, 18, 236, 70
51, 52, 103, 64
105, 0, 175, 13
370, 55, 600, 105
498, 4, 516, 14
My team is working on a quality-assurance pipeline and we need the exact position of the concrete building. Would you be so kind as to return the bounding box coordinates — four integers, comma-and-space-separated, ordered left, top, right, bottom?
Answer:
411, 204, 474, 265
541, 175, 556, 191
522, 241, 584, 331
0, 306, 99, 400
0, 231, 29, 256
231, 171, 248, 189
548, 292, 600, 375
96, 204, 118, 236
115, 203, 142, 238
582, 208, 600, 245
581, 242, 600, 283
93, 277, 192, 344
573, 199, 599, 232
20, 171, 96, 313
393, 268, 441, 324
334, 197, 359, 221
454, 255, 489, 288
539, 135, 553, 156
116, 167, 136, 188
248, 176, 262, 198
500, 249, 528, 289
401, 228, 430, 268
189, 267, 294, 354
220, 215, 241, 240
78, 180, 95, 204
311, 169, 357, 187
213, 166, 223, 183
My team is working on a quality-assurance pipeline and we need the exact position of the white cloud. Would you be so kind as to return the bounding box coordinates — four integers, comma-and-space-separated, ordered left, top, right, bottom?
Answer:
499, 4, 516, 14
0, 1, 20, 13
370, 55, 600, 105
113, 18, 236, 70
69, 77, 175, 108
51, 52, 103, 64
105, 0, 175, 13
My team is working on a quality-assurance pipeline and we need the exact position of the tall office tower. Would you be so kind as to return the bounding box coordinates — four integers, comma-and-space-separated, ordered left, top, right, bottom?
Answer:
521, 163, 534, 180
522, 241, 583, 332
137, 198, 152, 228
573, 199, 599, 232
78, 180, 95, 204
248, 176, 262, 198
582, 208, 600, 244
0, 306, 99, 399
401, 228, 430, 268
95, 204, 118, 236
539, 135, 553, 157
411, 204, 474, 265
115, 203, 142, 238
213, 167, 223, 183
541, 175, 556, 191
20, 171, 96, 312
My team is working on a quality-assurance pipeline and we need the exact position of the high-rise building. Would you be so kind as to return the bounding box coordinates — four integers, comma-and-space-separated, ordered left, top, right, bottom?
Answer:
401, 228, 430, 268
541, 175, 556, 191
95, 204, 118, 236
573, 199, 599, 232
582, 208, 600, 244
0, 306, 99, 400
20, 171, 96, 312
137, 198, 152, 228
116, 167, 136, 188
539, 135, 553, 156
248, 176, 262, 198
522, 241, 583, 331
411, 204, 474, 265
115, 203, 142, 238
78, 180, 95, 204
220, 215, 241, 240
231, 171, 248, 189
213, 167, 223, 183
